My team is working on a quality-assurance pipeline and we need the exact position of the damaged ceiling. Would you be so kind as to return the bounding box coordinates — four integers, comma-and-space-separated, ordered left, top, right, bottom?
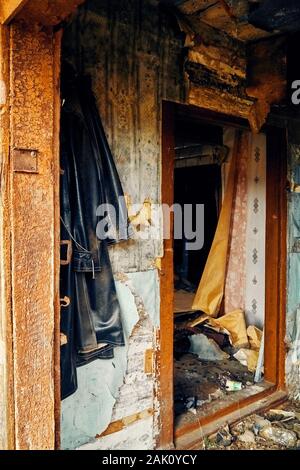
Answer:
161, 0, 300, 42
160, 0, 295, 131
5, 0, 299, 132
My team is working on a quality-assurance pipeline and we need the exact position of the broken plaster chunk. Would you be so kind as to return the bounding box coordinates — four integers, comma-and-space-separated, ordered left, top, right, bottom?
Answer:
259, 425, 297, 448
189, 334, 230, 361
237, 430, 256, 444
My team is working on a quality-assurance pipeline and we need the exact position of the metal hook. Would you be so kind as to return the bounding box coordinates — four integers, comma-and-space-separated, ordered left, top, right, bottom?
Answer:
60, 296, 70, 308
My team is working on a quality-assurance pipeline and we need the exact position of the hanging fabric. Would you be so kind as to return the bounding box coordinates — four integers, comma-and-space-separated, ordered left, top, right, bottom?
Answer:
192, 130, 241, 317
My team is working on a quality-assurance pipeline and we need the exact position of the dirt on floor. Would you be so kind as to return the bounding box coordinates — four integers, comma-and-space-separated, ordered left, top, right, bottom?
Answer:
174, 352, 268, 429
201, 401, 300, 450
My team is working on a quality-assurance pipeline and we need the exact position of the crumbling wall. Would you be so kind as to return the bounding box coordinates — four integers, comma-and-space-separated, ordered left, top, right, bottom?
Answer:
60, 0, 185, 449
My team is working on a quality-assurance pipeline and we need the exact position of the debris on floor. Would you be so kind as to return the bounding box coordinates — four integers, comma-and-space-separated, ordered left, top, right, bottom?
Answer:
216, 424, 234, 447
204, 401, 300, 450
252, 414, 271, 435
174, 352, 260, 427
259, 425, 297, 448
189, 334, 230, 361
182, 308, 263, 372
174, 305, 268, 428
225, 379, 242, 391
200, 325, 230, 348
237, 429, 256, 444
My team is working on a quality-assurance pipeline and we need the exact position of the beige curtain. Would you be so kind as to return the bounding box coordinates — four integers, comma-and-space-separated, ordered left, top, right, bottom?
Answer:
192, 130, 241, 317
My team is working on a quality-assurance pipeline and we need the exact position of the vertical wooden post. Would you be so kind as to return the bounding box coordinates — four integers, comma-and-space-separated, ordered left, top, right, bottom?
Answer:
158, 101, 175, 449
264, 126, 287, 387
7, 21, 61, 449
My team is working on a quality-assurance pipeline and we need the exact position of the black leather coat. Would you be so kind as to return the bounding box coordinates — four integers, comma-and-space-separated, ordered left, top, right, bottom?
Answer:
60, 77, 128, 399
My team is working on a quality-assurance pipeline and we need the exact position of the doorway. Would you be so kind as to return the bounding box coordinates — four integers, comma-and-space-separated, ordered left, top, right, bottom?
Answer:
160, 101, 287, 448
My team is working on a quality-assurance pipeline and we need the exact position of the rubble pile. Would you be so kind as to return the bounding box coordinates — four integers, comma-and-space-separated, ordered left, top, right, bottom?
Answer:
206, 403, 300, 450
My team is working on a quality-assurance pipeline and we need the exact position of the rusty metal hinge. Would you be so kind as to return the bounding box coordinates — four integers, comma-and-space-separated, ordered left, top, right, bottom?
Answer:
13, 148, 38, 173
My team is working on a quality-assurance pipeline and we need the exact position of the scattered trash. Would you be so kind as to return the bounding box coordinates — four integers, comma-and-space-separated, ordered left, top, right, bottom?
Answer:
234, 348, 259, 372
247, 325, 263, 351
216, 424, 234, 447
259, 425, 297, 448
189, 334, 230, 361
225, 379, 243, 391
237, 429, 256, 444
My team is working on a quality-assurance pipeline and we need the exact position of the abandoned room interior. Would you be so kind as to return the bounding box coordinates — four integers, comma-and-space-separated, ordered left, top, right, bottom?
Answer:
172, 112, 269, 432
1, 0, 300, 451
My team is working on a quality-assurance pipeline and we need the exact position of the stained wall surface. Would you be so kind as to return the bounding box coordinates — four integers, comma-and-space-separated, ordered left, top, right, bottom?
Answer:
60, 0, 185, 449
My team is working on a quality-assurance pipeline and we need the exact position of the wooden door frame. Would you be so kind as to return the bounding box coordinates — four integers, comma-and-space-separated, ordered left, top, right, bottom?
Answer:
159, 100, 287, 448
0, 0, 86, 450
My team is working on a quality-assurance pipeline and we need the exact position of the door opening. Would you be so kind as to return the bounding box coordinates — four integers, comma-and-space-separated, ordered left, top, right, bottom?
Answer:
160, 102, 287, 447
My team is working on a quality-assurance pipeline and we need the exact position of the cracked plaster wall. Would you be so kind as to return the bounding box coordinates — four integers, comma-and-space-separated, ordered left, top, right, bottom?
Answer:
61, 0, 184, 449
